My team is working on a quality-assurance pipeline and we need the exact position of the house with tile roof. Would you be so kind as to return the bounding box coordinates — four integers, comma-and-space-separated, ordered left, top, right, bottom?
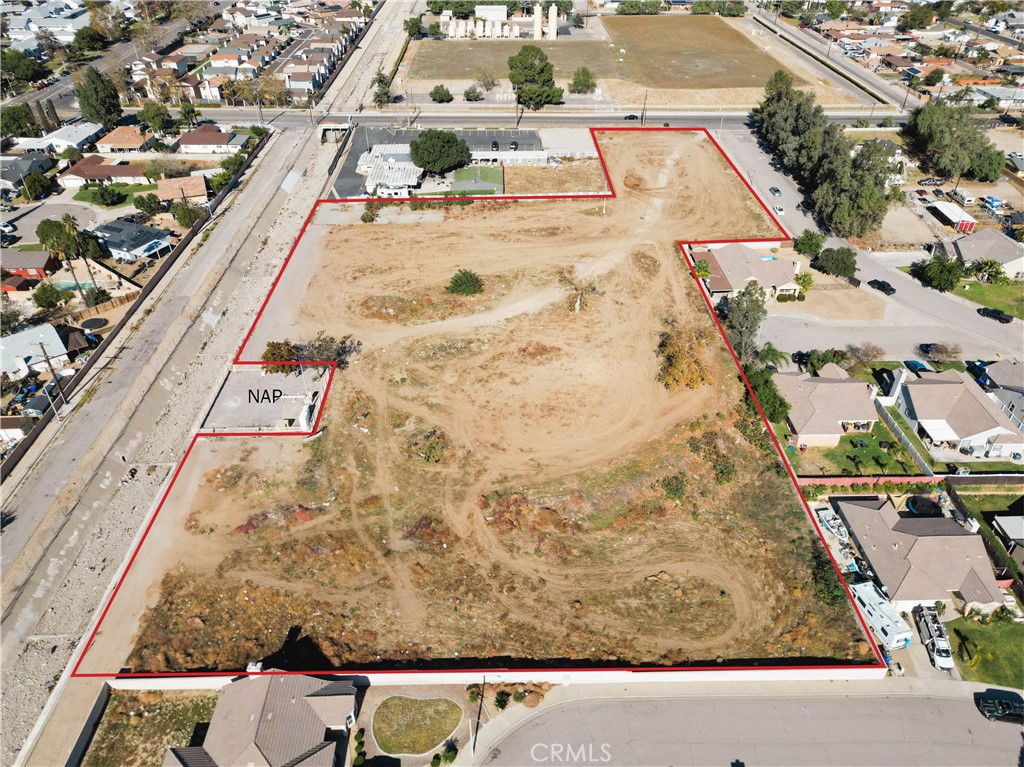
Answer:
163, 674, 358, 767
58, 155, 149, 189
95, 125, 156, 153
155, 175, 209, 205
773, 363, 878, 447
889, 367, 1023, 458
698, 244, 800, 301
833, 496, 1004, 614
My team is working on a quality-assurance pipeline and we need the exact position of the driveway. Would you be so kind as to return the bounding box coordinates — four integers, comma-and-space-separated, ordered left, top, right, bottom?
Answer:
478, 694, 1021, 766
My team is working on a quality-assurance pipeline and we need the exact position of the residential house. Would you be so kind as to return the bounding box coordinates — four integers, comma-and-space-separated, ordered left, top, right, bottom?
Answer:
58, 156, 149, 189
355, 143, 424, 194
0, 153, 54, 193
834, 496, 1005, 614
282, 70, 318, 91
983, 359, 1024, 431
773, 363, 878, 447
1, 275, 36, 292
95, 126, 156, 153
889, 367, 1024, 458
881, 54, 916, 72
90, 220, 173, 263
168, 43, 217, 66
163, 674, 358, 767
0, 323, 90, 379
1, 251, 60, 280
1006, 153, 1024, 179
952, 227, 1024, 280
155, 175, 209, 205
173, 124, 246, 154
992, 514, 1024, 569
199, 75, 233, 102
15, 121, 103, 154
160, 54, 189, 76
972, 86, 1024, 109
698, 243, 801, 300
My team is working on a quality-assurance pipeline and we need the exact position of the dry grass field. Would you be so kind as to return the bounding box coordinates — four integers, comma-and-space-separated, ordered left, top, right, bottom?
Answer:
401, 16, 863, 106
78, 132, 873, 675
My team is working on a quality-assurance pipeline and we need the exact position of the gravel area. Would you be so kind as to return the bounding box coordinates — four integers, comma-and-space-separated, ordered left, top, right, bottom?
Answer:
2, 134, 342, 765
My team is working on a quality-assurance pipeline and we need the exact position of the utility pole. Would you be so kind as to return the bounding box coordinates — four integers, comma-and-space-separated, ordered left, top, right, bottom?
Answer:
37, 343, 68, 409
640, 89, 648, 127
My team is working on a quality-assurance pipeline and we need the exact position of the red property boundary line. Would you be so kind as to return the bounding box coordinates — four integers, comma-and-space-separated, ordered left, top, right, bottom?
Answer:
71, 127, 885, 679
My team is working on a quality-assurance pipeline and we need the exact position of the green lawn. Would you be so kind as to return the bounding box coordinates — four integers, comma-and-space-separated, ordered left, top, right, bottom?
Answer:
372, 695, 462, 755
809, 421, 914, 477
954, 491, 1024, 583
453, 165, 503, 185
947, 616, 1024, 689
954, 280, 1024, 319
845, 361, 902, 386
883, 407, 933, 470
73, 183, 157, 208
15, 242, 47, 252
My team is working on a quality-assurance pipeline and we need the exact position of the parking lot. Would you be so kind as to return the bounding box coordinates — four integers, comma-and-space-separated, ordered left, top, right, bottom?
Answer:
331, 127, 541, 197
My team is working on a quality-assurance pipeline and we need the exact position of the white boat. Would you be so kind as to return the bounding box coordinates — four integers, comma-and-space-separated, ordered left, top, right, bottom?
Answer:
816, 507, 849, 542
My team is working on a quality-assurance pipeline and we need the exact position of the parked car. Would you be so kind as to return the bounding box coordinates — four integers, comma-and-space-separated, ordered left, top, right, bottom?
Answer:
510, 140, 518, 151
934, 189, 945, 199
915, 189, 928, 196
966, 360, 995, 388
0, 204, 14, 212
978, 307, 1014, 324
490, 140, 499, 151
920, 177, 948, 186
791, 351, 810, 366
624, 114, 639, 120
769, 186, 781, 197
0, 234, 17, 247
0, 222, 15, 234
905, 360, 931, 374
119, 212, 150, 224
919, 343, 938, 357
771, 205, 785, 216
977, 694, 1024, 724
868, 279, 896, 296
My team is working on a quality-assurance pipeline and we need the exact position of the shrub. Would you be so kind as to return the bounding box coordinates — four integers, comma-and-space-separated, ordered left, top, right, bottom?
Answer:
793, 229, 826, 257
661, 471, 687, 501
134, 192, 162, 216
447, 268, 483, 295
814, 247, 857, 278
431, 756, 441, 767
32, 281, 73, 309
811, 543, 847, 607
512, 689, 527, 703
463, 85, 483, 102
360, 210, 376, 223
796, 293, 805, 301
494, 690, 510, 710
429, 84, 453, 103
94, 184, 125, 206
468, 689, 481, 703
170, 201, 203, 228
84, 287, 111, 307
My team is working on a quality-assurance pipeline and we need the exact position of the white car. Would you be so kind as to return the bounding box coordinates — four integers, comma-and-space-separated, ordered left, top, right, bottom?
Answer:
771, 205, 785, 216
0, 222, 15, 234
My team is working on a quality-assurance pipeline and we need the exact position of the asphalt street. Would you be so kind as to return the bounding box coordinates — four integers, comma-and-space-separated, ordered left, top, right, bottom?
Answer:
479, 694, 1023, 766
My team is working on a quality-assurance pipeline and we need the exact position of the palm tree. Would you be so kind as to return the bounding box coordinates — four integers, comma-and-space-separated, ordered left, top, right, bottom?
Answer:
57, 215, 93, 303
47, 223, 87, 305
61, 213, 98, 294
758, 342, 789, 370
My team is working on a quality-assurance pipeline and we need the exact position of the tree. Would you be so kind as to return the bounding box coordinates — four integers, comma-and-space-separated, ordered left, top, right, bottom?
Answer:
61, 146, 84, 164
924, 68, 946, 87
1, 49, 44, 83
74, 66, 123, 129
850, 342, 884, 363
793, 229, 826, 256
475, 67, 497, 91
403, 15, 422, 36
32, 281, 73, 309
693, 259, 710, 278
973, 258, 1007, 284
463, 85, 483, 102
507, 45, 562, 110
428, 21, 442, 37
616, 0, 662, 13
898, 2, 934, 30
70, 25, 108, 58
135, 192, 163, 216
0, 104, 41, 138
409, 129, 471, 175
724, 282, 766, 362
170, 201, 203, 228
794, 271, 814, 292
137, 101, 171, 134
814, 247, 857, 278
429, 84, 453, 103
568, 66, 596, 94
62, 212, 98, 290
926, 343, 962, 363
914, 252, 963, 292
94, 184, 126, 206
296, 332, 361, 373
372, 80, 392, 108
34, 101, 52, 133
446, 268, 483, 295
177, 102, 200, 128
906, 100, 1004, 182
170, 0, 214, 24
36, 29, 68, 64
261, 340, 299, 374
1, 295, 25, 333
84, 286, 111, 306
757, 341, 790, 370
744, 366, 790, 422
21, 172, 51, 201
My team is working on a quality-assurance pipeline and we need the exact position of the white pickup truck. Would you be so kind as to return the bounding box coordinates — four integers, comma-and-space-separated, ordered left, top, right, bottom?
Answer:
913, 605, 955, 672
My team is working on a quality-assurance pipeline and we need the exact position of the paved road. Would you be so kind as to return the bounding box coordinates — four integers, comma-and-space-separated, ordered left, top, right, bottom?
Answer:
0, 201, 115, 244
479, 694, 1022, 766
752, 6, 924, 112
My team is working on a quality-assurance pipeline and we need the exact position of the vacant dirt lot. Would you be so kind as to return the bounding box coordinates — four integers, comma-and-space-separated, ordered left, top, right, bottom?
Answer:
504, 159, 609, 195
402, 16, 863, 106
79, 132, 872, 675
